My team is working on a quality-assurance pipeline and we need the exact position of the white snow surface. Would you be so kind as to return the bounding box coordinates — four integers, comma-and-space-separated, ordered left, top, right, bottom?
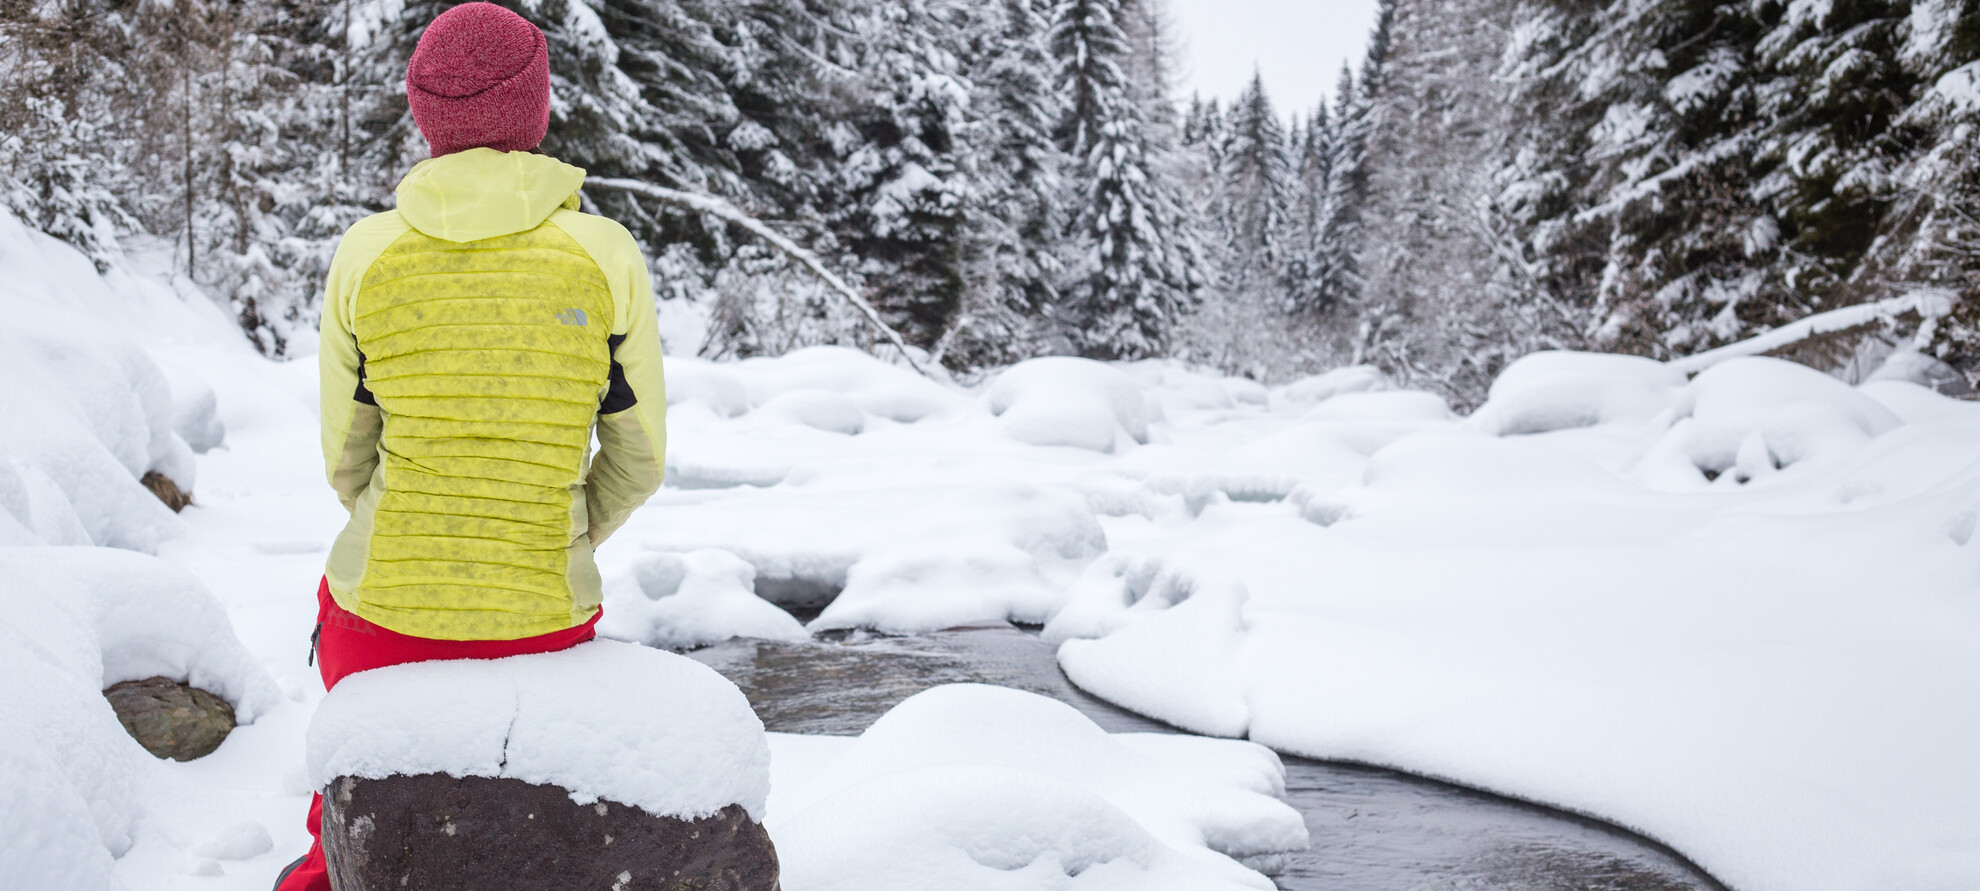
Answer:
307, 640, 772, 820
4, 213, 1978, 891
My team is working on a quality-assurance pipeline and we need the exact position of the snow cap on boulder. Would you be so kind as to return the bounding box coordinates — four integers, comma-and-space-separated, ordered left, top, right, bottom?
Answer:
406, 2, 550, 158
307, 640, 771, 820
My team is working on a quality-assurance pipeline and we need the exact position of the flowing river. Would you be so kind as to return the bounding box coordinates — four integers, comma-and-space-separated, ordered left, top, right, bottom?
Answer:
689, 625, 1729, 891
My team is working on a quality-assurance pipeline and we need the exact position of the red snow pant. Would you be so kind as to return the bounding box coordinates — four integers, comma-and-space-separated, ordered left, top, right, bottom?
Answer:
277, 577, 600, 891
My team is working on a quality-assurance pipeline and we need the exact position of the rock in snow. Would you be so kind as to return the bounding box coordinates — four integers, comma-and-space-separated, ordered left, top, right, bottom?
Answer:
103, 676, 235, 761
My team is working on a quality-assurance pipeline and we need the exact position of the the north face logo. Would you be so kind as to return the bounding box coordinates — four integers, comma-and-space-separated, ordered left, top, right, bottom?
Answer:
555, 308, 588, 327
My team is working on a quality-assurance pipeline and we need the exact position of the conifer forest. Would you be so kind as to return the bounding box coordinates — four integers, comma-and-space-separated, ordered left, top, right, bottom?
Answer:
3, 0, 1978, 404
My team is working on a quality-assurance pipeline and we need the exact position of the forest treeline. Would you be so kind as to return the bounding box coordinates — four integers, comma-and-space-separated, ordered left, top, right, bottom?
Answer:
2, 0, 1977, 403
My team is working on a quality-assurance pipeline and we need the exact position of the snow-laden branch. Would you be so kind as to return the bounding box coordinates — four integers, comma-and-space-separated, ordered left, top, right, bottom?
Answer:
585, 177, 931, 377
1669, 290, 1958, 375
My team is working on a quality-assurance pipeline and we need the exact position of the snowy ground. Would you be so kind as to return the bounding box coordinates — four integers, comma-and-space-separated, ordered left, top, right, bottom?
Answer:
3, 209, 1978, 891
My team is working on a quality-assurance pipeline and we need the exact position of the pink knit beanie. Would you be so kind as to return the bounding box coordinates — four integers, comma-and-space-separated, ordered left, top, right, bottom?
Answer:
406, 3, 551, 158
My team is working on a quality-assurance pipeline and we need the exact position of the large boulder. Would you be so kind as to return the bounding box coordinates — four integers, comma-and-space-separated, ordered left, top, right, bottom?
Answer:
322, 774, 778, 890
308, 640, 775, 890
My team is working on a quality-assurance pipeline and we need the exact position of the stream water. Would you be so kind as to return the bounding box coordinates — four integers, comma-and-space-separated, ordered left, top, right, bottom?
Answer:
688, 625, 1729, 891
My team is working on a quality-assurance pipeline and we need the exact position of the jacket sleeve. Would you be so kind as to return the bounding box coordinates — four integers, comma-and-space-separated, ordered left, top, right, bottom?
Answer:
576, 218, 668, 547
320, 215, 403, 512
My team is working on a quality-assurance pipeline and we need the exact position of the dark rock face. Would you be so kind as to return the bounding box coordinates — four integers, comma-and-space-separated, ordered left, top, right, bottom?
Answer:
321, 773, 781, 891
141, 471, 192, 512
103, 676, 235, 760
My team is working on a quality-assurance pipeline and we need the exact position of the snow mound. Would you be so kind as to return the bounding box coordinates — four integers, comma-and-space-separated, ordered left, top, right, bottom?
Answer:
1637, 357, 1903, 488
630, 482, 1107, 635
756, 390, 868, 435
307, 640, 771, 820
735, 346, 964, 424
1468, 351, 1686, 436
0, 209, 214, 551
1273, 365, 1392, 407
987, 358, 1156, 453
769, 685, 1303, 891
1122, 360, 1270, 414
0, 547, 279, 884
599, 549, 808, 650
665, 358, 753, 419
0, 712, 119, 891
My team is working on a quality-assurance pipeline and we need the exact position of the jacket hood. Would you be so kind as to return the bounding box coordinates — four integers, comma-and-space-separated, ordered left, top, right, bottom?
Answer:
395, 148, 586, 243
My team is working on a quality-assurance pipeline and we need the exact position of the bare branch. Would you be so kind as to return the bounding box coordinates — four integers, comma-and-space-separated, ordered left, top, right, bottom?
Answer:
585, 177, 933, 378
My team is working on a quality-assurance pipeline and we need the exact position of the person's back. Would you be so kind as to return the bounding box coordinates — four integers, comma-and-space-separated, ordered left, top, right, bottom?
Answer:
320, 148, 666, 640
277, 5, 665, 888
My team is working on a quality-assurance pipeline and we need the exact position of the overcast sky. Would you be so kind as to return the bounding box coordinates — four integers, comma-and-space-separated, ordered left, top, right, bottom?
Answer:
1167, 0, 1381, 121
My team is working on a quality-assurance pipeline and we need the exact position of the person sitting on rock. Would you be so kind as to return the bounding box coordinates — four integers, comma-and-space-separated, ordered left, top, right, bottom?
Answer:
275, 4, 668, 888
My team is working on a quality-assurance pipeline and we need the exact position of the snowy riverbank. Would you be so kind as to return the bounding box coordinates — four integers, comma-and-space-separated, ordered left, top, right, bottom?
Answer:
3, 210, 1977, 891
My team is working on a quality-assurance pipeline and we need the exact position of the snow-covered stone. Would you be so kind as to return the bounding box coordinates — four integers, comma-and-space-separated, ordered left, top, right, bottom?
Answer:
307, 640, 770, 821
600, 549, 808, 650
987, 357, 1157, 453
768, 685, 1304, 891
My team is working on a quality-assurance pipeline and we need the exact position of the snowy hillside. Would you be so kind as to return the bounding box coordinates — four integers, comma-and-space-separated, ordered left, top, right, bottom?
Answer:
4, 206, 1975, 890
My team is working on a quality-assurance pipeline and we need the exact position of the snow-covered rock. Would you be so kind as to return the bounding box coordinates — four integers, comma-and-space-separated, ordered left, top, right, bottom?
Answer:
1637, 356, 1904, 488
987, 357, 1157, 453
1467, 351, 1685, 436
1272, 365, 1392, 408
768, 685, 1304, 891
307, 640, 770, 821
600, 549, 808, 650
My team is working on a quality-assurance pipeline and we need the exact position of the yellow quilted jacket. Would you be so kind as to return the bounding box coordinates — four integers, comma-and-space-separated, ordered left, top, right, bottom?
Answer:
319, 149, 668, 641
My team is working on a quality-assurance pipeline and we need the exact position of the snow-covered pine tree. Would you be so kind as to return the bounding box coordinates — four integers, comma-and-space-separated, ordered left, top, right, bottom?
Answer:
1217, 72, 1293, 300
939, 0, 1071, 367
527, 0, 654, 179
1181, 95, 1224, 154
815, 0, 974, 349
1315, 64, 1366, 323
1284, 98, 1331, 313
193, 1, 326, 353
0, 0, 137, 267
1487, 0, 1976, 385
1350, 0, 1552, 400
1050, 0, 1201, 360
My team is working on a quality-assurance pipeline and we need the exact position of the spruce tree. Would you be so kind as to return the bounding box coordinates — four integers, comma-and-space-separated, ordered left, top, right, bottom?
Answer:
1218, 72, 1293, 299
1315, 63, 1367, 318
941, 0, 1071, 367
1285, 99, 1331, 312
1050, 0, 1200, 359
